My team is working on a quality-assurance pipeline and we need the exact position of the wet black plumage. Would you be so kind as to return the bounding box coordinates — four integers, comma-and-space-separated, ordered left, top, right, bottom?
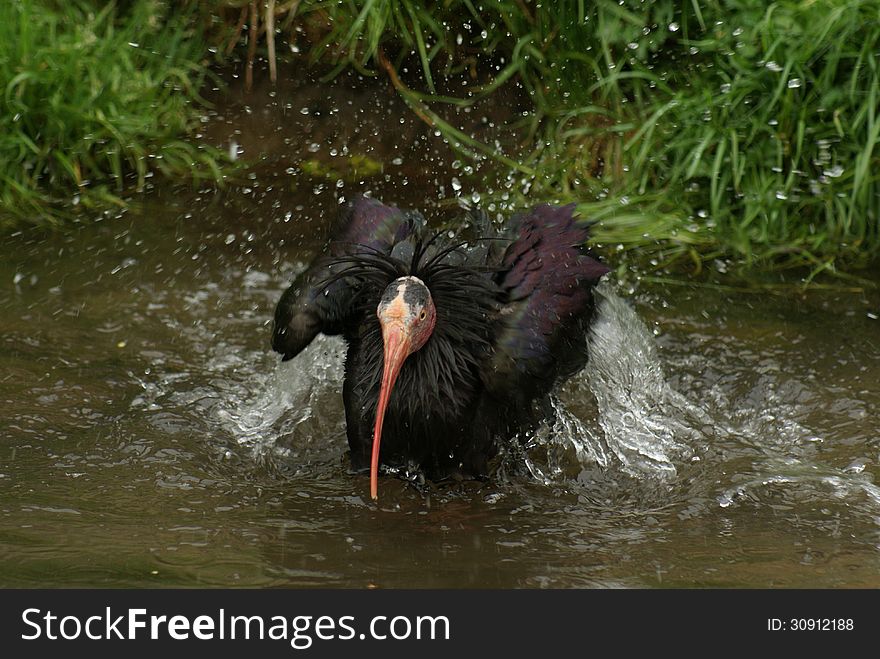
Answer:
272, 196, 610, 485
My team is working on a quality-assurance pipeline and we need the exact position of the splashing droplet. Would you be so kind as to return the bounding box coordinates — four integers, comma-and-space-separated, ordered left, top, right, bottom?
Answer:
823, 164, 844, 178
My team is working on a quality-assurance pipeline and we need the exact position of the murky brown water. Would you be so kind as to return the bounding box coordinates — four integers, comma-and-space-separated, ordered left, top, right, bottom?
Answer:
2, 66, 879, 588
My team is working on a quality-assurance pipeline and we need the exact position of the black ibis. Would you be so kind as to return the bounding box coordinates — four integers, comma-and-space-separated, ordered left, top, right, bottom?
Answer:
272, 196, 610, 499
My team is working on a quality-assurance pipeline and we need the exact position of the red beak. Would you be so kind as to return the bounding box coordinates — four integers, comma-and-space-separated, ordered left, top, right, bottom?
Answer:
371, 322, 411, 500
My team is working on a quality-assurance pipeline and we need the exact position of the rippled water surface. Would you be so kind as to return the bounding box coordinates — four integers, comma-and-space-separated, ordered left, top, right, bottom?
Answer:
2, 68, 879, 588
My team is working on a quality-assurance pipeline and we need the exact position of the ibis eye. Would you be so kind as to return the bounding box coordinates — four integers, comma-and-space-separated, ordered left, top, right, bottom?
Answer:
419, 310, 427, 321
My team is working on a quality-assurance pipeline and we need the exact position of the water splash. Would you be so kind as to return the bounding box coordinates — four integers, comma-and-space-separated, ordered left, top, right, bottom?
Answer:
522, 283, 704, 485
216, 334, 346, 459
521, 395, 610, 485
708, 377, 880, 516
651, 298, 880, 519
582, 284, 700, 477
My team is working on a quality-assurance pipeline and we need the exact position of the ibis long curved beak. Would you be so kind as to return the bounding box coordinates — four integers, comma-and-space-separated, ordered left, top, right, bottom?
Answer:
371, 322, 412, 500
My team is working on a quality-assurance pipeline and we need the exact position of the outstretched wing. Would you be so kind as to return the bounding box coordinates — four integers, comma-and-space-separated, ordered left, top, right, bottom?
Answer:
271, 196, 419, 361
480, 203, 610, 403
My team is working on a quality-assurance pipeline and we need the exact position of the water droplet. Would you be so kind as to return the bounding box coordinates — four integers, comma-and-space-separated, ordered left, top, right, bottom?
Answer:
668, 22, 680, 32
844, 459, 867, 474
787, 78, 802, 89
765, 61, 783, 72
823, 164, 844, 178
224, 234, 235, 245
775, 191, 788, 200
451, 177, 462, 192
720, 83, 731, 93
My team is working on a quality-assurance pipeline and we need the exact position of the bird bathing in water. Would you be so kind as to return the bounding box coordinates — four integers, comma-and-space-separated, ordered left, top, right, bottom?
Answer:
272, 196, 610, 500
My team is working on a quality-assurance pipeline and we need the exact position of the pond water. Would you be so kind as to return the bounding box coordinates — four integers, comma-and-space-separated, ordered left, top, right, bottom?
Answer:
2, 67, 879, 588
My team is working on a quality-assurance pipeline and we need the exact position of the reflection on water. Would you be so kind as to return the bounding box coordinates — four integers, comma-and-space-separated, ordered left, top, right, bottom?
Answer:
2, 66, 880, 589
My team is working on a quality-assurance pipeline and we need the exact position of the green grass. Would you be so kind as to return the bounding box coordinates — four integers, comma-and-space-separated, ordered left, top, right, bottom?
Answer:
582, 0, 880, 272
0, 0, 228, 227
293, 0, 880, 274
3, 0, 877, 277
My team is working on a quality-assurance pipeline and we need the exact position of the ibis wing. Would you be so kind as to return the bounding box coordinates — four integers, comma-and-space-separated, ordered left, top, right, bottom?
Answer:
272, 196, 415, 360
480, 204, 610, 402
328, 195, 416, 256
